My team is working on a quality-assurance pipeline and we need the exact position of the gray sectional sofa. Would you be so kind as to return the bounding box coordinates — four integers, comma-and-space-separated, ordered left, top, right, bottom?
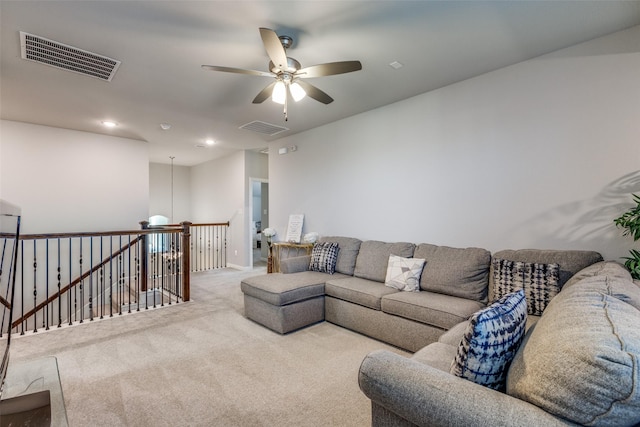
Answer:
359, 260, 640, 426
241, 237, 498, 352
240, 236, 640, 426
241, 236, 600, 352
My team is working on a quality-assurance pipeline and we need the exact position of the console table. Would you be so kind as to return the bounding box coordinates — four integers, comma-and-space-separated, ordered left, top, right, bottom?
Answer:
271, 242, 313, 273
0, 356, 68, 426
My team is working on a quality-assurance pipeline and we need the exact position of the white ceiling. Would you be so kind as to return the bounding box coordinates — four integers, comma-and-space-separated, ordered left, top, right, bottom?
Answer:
2, 1, 640, 166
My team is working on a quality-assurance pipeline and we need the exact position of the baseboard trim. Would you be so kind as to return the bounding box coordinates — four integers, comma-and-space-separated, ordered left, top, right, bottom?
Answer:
226, 263, 252, 271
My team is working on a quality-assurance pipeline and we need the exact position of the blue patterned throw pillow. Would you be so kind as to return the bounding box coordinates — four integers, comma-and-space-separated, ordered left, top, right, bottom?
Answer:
450, 290, 527, 391
309, 242, 339, 274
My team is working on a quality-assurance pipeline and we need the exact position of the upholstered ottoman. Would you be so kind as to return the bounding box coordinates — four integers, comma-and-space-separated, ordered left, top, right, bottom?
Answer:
240, 271, 330, 334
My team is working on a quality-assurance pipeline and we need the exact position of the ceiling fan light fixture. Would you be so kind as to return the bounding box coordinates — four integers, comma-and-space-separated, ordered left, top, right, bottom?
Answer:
290, 82, 306, 102
272, 81, 286, 104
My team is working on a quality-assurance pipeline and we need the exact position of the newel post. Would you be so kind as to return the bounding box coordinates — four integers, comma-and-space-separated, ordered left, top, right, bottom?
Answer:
181, 221, 192, 302
139, 221, 149, 293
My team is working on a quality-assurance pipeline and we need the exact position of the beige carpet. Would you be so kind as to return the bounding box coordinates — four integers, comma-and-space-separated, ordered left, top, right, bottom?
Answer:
8, 266, 408, 426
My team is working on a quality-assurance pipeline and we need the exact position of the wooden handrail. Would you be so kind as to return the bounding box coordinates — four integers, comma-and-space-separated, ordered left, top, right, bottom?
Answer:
11, 235, 143, 329
18, 228, 182, 241
156, 222, 229, 228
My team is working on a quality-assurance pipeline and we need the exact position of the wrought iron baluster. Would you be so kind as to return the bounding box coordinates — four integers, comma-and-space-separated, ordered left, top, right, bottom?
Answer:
118, 235, 123, 315
198, 226, 202, 272
207, 225, 212, 270
215, 226, 220, 269
89, 237, 94, 321
57, 238, 61, 328
175, 232, 181, 303
68, 238, 72, 326
32, 240, 37, 333
109, 236, 113, 318
45, 239, 49, 330
100, 237, 104, 320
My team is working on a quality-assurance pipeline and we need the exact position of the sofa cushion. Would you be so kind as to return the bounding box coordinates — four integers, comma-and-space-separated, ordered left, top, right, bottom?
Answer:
507, 273, 640, 426
319, 236, 362, 276
412, 342, 458, 373
562, 260, 632, 289
492, 258, 560, 316
450, 290, 527, 391
325, 277, 398, 310
309, 241, 339, 274
241, 271, 343, 306
381, 291, 485, 330
563, 261, 640, 310
414, 244, 490, 304
354, 241, 415, 283
384, 255, 426, 292
490, 249, 603, 300
439, 317, 540, 348
438, 321, 470, 346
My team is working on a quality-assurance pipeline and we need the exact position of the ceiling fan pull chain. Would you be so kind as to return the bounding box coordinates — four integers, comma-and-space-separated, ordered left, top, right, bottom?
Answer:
284, 95, 288, 121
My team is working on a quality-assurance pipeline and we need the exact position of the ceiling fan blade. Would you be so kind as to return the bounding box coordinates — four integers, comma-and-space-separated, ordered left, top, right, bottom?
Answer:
252, 82, 277, 104
259, 28, 288, 72
295, 80, 333, 104
296, 61, 362, 78
201, 65, 273, 77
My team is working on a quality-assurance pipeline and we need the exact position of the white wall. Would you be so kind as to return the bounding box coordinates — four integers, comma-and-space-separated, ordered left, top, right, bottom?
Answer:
149, 150, 267, 269
190, 151, 246, 267
0, 120, 149, 233
149, 162, 191, 223
269, 26, 640, 262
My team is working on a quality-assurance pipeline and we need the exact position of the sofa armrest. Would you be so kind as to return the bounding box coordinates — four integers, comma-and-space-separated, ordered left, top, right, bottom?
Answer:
280, 255, 311, 274
358, 350, 577, 427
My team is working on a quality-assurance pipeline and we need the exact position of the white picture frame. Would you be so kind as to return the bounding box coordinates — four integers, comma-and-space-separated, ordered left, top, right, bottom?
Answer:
285, 214, 304, 243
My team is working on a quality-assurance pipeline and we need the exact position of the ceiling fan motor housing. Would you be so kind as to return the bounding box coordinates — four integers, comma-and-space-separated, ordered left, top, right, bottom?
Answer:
269, 57, 301, 74
278, 35, 294, 50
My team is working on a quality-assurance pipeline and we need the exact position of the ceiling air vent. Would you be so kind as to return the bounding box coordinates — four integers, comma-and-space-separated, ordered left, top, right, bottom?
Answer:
19, 31, 121, 81
239, 120, 289, 136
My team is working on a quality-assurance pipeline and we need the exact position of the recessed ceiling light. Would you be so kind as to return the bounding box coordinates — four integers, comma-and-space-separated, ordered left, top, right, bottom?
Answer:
101, 120, 118, 128
160, 123, 171, 130
205, 139, 215, 146
389, 61, 403, 70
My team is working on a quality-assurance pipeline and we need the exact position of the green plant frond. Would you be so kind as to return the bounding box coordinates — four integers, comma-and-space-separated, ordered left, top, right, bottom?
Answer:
614, 194, 640, 241
622, 248, 640, 280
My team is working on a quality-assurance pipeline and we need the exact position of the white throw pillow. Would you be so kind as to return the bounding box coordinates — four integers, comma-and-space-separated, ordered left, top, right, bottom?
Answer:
384, 255, 426, 292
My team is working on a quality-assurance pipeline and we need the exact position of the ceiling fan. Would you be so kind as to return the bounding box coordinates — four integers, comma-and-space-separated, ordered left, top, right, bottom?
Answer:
202, 28, 362, 121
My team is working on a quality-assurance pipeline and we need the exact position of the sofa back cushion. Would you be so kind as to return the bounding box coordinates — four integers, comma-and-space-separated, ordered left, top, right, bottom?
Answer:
490, 249, 603, 302
562, 260, 632, 289
354, 241, 415, 283
319, 236, 362, 276
414, 244, 491, 304
506, 264, 640, 426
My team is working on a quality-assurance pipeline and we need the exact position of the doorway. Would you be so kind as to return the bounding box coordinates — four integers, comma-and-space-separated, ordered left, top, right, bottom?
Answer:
250, 178, 269, 267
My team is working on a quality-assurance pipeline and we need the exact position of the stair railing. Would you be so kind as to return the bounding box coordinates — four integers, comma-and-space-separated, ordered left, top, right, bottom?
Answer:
146, 222, 229, 273
7, 223, 189, 335
4, 220, 229, 336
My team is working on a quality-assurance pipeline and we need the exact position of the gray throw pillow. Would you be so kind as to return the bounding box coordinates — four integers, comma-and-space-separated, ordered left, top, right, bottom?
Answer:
493, 258, 560, 316
309, 242, 339, 274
